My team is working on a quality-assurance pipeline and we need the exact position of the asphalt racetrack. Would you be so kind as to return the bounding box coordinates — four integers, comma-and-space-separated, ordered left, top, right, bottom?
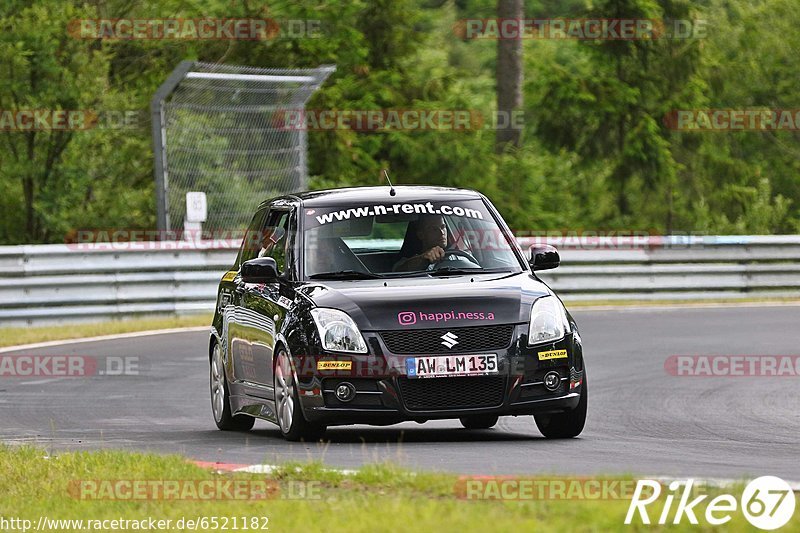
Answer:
2, 305, 798, 478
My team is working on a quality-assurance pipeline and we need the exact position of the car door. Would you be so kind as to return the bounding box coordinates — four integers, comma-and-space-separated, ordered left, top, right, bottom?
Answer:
236, 206, 294, 393
228, 207, 268, 388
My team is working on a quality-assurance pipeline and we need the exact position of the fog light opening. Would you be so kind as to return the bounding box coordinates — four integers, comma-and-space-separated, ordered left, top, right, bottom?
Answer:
543, 371, 561, 392
335, 382, 356, 402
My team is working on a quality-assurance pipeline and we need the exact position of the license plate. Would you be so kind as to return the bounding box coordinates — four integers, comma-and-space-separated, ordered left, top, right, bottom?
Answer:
406, 354, 498, 379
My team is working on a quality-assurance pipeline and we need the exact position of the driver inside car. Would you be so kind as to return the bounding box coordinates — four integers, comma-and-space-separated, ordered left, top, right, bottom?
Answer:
393, 214, 476, 271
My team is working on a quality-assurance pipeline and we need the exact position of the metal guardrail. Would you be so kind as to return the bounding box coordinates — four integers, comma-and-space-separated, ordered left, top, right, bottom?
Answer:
2, 236, 800, 325
525, 235, 800, 301
0, 243, 238, 325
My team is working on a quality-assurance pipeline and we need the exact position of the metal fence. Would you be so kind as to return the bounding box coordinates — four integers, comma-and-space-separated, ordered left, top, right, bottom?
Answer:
2, 236, 800, 326
151, 61, 335, 233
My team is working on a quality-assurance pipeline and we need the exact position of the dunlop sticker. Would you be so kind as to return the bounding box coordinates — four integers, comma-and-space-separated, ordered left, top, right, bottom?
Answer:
538, 349, 568, 361
317, 361, 352, 370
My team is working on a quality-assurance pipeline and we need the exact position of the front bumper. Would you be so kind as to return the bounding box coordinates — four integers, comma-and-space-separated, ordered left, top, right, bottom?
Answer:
292, 324, 585, 426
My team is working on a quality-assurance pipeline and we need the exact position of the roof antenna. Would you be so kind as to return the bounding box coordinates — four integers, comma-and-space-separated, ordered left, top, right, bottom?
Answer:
383, 169, 396, 196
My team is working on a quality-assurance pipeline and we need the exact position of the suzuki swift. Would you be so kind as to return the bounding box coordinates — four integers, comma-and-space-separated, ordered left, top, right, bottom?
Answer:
209, 186, 587, 440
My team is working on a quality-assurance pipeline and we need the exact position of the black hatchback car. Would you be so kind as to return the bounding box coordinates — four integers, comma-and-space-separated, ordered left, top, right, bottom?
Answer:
209, 186, 586, 440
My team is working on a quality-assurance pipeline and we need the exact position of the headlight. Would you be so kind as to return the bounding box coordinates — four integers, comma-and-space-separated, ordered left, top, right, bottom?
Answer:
310, 308, 368, 353
528, 296, 571, 345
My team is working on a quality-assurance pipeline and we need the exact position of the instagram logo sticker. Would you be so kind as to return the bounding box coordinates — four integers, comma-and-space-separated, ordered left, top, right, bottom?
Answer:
397, 312, 417, 325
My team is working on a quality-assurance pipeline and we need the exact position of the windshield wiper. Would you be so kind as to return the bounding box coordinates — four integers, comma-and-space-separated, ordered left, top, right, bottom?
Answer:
308, 270, 384, 280
385, 267, 488, 278
427, 267, 510, 276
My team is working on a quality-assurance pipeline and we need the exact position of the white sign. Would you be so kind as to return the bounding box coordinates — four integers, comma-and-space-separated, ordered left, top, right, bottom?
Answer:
185, 191, 207, 223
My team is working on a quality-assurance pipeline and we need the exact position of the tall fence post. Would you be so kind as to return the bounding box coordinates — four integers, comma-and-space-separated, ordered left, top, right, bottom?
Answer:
151, 60, 195, 235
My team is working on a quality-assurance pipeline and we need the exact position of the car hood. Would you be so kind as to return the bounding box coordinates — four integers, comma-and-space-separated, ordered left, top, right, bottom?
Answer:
296, 272, 551, 331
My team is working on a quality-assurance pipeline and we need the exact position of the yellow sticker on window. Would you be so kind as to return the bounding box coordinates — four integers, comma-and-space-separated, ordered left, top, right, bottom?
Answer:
317, 361, 352, 370
538, 349, 568, 361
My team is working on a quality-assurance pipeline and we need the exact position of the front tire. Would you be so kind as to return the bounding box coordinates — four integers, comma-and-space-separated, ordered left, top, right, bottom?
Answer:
534, 375, 587, 439
460, 415, 499, 429
274, 349, 326, 442
210, 342, 255, 431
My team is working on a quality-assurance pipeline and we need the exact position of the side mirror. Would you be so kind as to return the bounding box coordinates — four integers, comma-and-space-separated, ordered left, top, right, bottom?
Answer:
241, 257, 279, 283
528, 244, 560, 271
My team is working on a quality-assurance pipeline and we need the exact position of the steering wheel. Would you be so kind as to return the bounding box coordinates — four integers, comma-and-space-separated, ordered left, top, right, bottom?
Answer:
432, 249, 480, 269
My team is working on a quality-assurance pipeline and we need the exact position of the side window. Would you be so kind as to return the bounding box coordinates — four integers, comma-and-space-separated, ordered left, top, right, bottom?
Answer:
258, 210, 290, 273
237, 208, 268, 267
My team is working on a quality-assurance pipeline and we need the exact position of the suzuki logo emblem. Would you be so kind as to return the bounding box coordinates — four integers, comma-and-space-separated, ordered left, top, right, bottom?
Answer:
440, 332, 459, 349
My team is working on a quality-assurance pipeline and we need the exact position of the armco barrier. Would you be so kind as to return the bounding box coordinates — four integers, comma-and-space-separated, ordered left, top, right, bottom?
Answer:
0, 242, 239, 326
522, 235, 800, 301
1, 235, 799, 326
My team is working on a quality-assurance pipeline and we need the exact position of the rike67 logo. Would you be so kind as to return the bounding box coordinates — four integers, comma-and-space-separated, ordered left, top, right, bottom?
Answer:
625, 476, 796, 530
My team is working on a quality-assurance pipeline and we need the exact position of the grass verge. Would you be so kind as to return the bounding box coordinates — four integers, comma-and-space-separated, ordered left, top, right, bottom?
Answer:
0, 314, 212, 348
0, 445, 793, 532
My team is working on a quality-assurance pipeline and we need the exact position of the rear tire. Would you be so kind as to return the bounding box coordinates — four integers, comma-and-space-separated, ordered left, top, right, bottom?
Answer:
460, 415, 499, 430
534, 374, 587, 439
274, 349, 326, 442
210, 342, 255, 431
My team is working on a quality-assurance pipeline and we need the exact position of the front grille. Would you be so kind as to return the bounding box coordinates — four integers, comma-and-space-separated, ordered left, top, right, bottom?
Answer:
380, 325, 515, 354
398, 376, 506, 411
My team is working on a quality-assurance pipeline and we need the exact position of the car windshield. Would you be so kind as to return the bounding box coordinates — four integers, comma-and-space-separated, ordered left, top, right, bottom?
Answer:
302, 198, 523, 279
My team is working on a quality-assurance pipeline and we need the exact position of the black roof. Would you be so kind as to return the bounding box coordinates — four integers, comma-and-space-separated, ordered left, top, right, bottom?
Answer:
261, 185, 484, 209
